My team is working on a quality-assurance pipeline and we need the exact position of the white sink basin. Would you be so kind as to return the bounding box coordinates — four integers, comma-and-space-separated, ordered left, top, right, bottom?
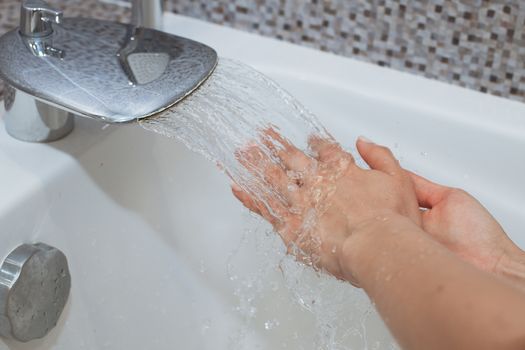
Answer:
0, 13, 524, 349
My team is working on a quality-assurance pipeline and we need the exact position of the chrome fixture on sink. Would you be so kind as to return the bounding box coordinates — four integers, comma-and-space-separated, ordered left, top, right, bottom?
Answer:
0, 0, 217, 142
0, 243, 71, 342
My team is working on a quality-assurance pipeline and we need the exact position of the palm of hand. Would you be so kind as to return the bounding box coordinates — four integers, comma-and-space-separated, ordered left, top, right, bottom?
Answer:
418, 187, 511, 273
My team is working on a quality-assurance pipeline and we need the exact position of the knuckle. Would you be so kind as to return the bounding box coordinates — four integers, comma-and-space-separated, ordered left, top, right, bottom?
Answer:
321, 144, 345, 160
399, 170, 415, 186
449, 188, 469, 198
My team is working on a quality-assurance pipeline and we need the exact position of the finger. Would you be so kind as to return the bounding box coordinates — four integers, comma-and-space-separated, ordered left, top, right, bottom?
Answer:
231, 184, 287, 229
261, 127, 312, 172
408, 171, 451, 209
308, 135, 354, 165
237, 145, 289, 194
231, 184, 261, 215
356, 136, 400, 174
262, 126, 293, 150
236, 144, 302, 212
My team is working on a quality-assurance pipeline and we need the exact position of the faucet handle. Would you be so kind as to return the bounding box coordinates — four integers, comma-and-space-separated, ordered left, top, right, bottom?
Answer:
19, 0, 63, 37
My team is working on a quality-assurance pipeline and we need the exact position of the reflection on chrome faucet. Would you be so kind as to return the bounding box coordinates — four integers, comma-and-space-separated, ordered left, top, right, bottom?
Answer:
20, 0, 65, 58
118, 27, 170, 86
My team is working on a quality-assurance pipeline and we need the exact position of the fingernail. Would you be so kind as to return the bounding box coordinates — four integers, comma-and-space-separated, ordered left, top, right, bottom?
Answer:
231, 184, 241, 192
358, 135, 374, 144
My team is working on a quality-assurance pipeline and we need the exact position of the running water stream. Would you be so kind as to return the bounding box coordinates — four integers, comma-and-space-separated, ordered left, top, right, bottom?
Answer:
140, 58, 398, 349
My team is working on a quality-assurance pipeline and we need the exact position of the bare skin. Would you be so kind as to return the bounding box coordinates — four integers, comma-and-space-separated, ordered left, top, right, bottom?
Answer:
233, 131, 422, 283
347, 214, 525, 350
232, 132, 525, 350
409, 173, 525, 290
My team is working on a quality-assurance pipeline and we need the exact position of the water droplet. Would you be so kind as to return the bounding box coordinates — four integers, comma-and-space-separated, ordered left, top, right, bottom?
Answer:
270, 281, 279, 291
287, 183, 298, 191
248, 306, 257, 317
201, 319, 211, 334
199, 260, 207, 273
264, 318, 280, 330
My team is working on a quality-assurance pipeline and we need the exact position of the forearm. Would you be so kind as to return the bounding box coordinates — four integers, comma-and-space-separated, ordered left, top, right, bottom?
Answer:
341, 213, 525, 350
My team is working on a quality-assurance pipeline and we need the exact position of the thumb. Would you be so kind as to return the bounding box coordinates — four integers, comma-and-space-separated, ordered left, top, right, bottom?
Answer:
408, 172, 450, 209
356, 136, 400, 174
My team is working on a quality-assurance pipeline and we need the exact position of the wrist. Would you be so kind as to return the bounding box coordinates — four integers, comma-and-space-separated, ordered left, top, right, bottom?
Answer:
338, 211, 407, 284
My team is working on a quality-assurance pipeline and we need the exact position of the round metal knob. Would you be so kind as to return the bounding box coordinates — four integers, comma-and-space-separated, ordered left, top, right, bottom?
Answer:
0, 243, 71, 342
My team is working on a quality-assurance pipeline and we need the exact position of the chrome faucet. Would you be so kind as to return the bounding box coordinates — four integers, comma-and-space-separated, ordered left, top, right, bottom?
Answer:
0, 0, 217, 142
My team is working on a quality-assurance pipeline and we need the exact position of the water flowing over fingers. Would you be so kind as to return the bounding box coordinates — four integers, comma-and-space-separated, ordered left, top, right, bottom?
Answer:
139, 58, 340, 236
140, 58, 396, 349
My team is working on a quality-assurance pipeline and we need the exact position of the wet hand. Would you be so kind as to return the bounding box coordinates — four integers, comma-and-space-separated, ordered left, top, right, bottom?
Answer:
232, 131, 421, 284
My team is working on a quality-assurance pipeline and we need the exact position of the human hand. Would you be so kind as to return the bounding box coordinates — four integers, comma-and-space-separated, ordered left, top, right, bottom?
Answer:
409, 172, 524, 276
232, 131, 421, 284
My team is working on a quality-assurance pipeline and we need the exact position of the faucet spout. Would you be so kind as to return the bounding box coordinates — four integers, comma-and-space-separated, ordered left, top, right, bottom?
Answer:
0, 0, 217, 142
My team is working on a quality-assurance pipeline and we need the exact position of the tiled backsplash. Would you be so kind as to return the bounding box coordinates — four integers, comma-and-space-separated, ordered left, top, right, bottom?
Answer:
1, 0, 525, 103
169, 0, 525, 103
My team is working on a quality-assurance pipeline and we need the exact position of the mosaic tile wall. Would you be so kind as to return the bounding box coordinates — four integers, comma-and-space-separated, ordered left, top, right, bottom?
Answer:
169, 0, 525, 102
1, 0, 525, 103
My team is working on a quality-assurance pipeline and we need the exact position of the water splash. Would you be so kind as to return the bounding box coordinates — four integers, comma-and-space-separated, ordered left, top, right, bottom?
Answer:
140, 58, 346, 268
140, 58, 329, 171
140, 58, 396, 349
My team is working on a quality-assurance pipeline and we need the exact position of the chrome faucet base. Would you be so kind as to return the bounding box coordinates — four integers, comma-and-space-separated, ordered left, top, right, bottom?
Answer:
4, 85, 74, 142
